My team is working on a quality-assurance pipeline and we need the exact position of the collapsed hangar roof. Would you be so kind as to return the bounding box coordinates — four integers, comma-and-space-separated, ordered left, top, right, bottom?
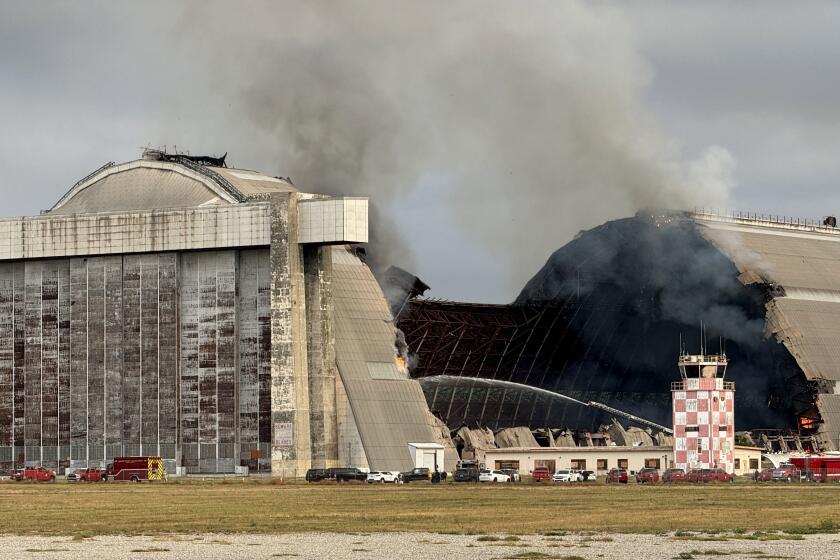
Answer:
48, 154, 297, 215
696, 211, 840, 447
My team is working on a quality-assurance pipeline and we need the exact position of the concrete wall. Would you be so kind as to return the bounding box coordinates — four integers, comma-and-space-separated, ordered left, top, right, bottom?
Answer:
0, 204, 271, 260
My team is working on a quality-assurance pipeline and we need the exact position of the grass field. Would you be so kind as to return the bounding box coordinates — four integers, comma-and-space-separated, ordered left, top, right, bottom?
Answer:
0, 480, 837, 536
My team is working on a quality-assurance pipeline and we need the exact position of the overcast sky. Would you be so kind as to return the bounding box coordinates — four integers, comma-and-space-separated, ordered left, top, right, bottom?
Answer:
2, 1, 840, 303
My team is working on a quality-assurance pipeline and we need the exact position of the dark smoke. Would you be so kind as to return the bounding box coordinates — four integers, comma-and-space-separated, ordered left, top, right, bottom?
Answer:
177, 1, 735, 286
512, 213, 804, 429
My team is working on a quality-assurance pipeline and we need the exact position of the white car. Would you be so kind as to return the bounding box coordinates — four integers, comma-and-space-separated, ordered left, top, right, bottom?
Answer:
552, 469, 583, 482
366, 471, 400, 483
479, 469, 511, 483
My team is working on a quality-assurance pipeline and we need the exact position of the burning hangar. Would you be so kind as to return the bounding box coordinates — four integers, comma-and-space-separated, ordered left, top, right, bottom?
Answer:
396, 211, 840, 453
0, 150, 451, 476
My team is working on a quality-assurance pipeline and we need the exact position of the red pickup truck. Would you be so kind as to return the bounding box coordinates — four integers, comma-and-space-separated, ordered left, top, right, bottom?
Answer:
76, 468, 107, 482
531, 466, 552, 482
606, 468, 629, 484
14, 467, 56, 482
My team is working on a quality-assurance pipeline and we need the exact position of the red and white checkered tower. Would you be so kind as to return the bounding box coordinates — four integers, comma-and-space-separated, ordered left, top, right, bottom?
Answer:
672, 345, 735, 473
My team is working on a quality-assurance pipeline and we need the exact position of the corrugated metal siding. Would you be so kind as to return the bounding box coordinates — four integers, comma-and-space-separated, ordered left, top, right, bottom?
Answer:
180, 251, 240, 473
237, 249, 272, 469
51, 168, 222, 214
212, 168, 297, 197
331, 247, 440, 471
766, 299, 840, 382
0, 249, 272, 472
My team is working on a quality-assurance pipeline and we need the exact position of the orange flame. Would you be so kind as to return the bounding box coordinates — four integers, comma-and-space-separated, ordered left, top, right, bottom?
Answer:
395, 355, 406, 372
799, 417, 818, 430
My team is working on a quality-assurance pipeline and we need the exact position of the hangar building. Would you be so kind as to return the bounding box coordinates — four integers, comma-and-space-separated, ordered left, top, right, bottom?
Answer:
399, 211, 840, 452
0, 150, 447, 476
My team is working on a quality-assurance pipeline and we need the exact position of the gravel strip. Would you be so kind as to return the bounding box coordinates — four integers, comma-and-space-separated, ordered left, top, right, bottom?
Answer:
0, 532, 838, 559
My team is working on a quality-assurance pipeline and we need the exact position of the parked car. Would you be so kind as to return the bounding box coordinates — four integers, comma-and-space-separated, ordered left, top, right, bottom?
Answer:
580, 470, 597, 481
772, 464, 801, 482
662, 468, 687, 483
76, 467, 106, 482
552, 469, 583, 483
605, 468, 628, 484
334, 468, 368, 482
401, 467, 431, 483
686, 469, 705, 483
635, 468, 660, 483
366, 471, 400, 483
305, 468, 330, 482
66, 471, 79, 483
454, 464, 480, 482
754, 468, 774, 482
479, 469, 510, 483
531, 466, 552, 482
500, 469, 521, 482
14, 467, 56, 482
701, 468, 734, 483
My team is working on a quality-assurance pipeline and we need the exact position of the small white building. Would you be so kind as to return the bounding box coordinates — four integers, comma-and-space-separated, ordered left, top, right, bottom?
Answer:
407, 443, 445, 471
482, 445, 673, 476
732, 445, 763, 475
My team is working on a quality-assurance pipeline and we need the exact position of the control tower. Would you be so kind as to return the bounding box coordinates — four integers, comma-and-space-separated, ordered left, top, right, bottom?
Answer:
672, 350, 735, 472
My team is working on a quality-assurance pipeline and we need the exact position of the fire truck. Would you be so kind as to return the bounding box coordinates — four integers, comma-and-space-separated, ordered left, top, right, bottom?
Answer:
106, 456, 167, 482
788, 455, 840, 482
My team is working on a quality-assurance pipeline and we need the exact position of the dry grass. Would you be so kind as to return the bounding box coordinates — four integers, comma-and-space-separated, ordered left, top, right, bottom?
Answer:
0, 481, 837, 536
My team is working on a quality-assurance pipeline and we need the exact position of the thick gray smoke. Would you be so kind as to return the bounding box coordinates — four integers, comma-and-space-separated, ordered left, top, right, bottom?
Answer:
179, 1, 735, 280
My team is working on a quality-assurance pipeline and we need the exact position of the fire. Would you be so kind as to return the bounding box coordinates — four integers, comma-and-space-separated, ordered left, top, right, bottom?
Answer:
395, 355, 407, 372
799, 416, 818, 430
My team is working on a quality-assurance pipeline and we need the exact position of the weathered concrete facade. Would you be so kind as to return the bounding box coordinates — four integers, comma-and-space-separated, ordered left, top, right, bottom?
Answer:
0, 154, 443, 476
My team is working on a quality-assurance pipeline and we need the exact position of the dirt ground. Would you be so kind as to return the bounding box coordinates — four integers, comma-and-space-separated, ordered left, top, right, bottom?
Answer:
1, 531, 838, 560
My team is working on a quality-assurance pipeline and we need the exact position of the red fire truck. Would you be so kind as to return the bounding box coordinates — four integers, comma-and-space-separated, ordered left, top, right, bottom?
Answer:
788, 455, 840, 482
106, 456, 167, 482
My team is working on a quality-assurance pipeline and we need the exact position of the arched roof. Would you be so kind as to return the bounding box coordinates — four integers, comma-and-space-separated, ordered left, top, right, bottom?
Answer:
49, 159, 297, 214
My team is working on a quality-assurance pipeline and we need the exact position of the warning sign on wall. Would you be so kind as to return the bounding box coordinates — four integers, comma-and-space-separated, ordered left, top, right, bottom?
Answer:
274, 422, 294, 446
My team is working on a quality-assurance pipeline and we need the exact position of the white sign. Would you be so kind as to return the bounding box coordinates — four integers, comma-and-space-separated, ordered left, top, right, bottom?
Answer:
274, 422, 293, 447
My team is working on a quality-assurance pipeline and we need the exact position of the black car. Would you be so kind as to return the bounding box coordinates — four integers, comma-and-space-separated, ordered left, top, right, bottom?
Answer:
305, 468, 330, 482
454, 466, 480, 482
333, 468, 368, 482
400, 467, 431, 482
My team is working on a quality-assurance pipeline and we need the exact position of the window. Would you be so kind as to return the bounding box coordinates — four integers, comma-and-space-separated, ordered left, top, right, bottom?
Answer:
496, 460, 519, 470
749, 458, 759, 470
734, 459, 741, 470
698, 440, 704, 452
618, 459, 628, 469
686, 400, 698, 412
571, 459, 586, 470
686, 425, 699, 433
644, 458, 661, 469
597, 459, 608, 470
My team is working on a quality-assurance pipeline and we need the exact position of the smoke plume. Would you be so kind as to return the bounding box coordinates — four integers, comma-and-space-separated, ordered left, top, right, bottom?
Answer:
179, 1, 735, 282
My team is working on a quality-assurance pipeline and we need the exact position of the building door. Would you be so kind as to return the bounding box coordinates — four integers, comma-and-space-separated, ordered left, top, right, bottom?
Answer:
422, 451, 437, 470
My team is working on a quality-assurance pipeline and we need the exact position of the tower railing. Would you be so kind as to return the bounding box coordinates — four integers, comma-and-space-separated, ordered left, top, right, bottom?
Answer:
671, 381, 735, 391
